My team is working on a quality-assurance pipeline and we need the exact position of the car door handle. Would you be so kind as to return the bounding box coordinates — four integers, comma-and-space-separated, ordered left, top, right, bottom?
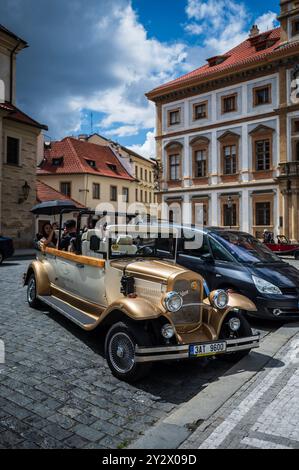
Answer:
76, 263, 85, 268
216, 274, 222, 278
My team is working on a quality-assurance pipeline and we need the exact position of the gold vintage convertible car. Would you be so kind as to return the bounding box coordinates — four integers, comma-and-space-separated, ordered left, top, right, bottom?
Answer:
24, 211, 259, 382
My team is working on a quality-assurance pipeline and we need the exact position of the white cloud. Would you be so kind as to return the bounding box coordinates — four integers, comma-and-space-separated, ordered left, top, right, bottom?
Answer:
255, 11, 278, 32
185, 23, 203, 35
1, 0, 187, 140
1, 0, 280, 154
184, 0, 278, 55
128, 130, 156, 160
106, 125, 139, 137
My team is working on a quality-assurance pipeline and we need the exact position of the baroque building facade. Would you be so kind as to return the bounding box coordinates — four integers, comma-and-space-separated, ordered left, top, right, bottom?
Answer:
147, 0, 299, 240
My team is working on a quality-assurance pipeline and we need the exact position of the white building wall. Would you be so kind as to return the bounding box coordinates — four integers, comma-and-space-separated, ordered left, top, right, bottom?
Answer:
161, 73, 280, 234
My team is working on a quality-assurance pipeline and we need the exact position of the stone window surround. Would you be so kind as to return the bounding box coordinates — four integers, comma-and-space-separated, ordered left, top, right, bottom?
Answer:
290, 15, 299, 38
253, 83, 272, 107
221, 93, 238, 114
252, 193, 274, 234
219, 194, 240, 228
165, 141, 183, 183
160, 73, 278, 135
190, 136, 210, 180
192, 100, 208, 121
250, 125, 274, 173
4, 131, 22, 167
292, 118, 299, 134
192, 197, 209, 226
168, 108, 181, 126
218, 131, 240, 177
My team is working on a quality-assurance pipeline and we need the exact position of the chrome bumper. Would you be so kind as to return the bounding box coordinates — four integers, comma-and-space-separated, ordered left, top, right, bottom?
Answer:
135, 334, 260, 363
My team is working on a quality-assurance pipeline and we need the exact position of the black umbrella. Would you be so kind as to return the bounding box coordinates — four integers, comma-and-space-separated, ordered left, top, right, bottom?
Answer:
31, 200, 83, 215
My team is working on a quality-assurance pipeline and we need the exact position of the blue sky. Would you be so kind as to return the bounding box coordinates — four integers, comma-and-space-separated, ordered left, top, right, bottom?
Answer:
0, 0, 280, 157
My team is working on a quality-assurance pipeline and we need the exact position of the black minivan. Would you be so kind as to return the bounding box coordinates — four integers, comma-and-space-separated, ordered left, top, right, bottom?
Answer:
174, 226, 299, 320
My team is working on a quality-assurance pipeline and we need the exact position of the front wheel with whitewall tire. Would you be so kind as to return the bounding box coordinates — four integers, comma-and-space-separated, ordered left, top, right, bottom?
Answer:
105, 321, 152, 383
219, 311, 253, 362
27, 273, 40, 309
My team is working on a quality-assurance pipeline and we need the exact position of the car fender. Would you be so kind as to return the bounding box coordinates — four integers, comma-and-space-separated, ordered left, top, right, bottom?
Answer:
23, 260, 51, 296
226, 292, 257, 312
204, 292, 256, 336
101, 296, 167, 323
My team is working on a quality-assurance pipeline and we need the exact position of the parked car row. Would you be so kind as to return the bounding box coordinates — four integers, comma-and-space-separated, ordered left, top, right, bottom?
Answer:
22, 205, 298, 382
174, 226, 299, 321
0, 235, 14, 265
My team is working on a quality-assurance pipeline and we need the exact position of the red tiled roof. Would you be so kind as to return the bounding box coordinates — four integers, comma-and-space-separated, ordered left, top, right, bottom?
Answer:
36, 180, 84, 207
147, 27, 297, 97
0, 101, 48, 130
37, 137, 135, 180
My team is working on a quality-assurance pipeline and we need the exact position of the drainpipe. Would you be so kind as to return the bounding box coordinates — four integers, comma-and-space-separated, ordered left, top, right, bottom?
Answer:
10, 41, 21, 104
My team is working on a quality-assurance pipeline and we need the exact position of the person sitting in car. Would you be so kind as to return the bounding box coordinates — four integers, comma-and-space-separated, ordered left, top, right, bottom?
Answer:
59, 220, 77, 251
36, 222, 58, 250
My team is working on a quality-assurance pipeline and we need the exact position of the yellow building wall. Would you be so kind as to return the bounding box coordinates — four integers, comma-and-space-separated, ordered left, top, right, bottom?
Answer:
37, 173, 136, 211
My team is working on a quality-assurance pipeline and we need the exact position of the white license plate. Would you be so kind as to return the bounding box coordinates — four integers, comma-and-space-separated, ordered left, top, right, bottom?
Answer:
189, 341, 227, 357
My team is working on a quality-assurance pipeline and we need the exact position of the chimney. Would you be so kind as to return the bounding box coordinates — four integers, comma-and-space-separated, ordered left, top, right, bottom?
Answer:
249, 25, 260, 38
78, 134, 88, 141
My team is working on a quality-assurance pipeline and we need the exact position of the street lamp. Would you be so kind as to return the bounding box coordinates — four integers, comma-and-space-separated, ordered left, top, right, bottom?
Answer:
18, 181, 31, 204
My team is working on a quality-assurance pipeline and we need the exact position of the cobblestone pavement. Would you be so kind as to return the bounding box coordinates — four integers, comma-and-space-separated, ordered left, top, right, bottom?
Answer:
0, 260, 280, 449
180, 332, 299, 449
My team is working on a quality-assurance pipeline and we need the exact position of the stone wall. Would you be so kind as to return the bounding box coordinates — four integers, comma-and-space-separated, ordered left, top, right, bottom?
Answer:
0, 120, 40, 249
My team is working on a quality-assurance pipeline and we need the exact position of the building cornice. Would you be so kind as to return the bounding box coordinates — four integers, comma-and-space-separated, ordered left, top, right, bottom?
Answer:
147, 50, 299, 104
158, 179, 277, 195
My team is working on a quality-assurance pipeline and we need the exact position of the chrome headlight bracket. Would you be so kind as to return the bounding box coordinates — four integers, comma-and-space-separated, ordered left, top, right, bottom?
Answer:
163, 291, 183, 313
211, 289, 229, 309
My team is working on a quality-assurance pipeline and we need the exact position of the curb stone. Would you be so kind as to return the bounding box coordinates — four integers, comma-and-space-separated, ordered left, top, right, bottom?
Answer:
129, 322, 299, 449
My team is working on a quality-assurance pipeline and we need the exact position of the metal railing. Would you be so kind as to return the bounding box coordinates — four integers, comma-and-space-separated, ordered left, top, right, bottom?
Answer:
279, 161, 299, 177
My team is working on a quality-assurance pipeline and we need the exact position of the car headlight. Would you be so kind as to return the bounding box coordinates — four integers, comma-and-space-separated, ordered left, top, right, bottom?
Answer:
163, 291, 183, 312
210, 290, 229, 309
229, 317, 241, 331
252, 276, 282, 295
161, 324, 175, 339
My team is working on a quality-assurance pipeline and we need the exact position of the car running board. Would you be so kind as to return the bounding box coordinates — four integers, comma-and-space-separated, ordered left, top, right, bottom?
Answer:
37, 295, 99, 329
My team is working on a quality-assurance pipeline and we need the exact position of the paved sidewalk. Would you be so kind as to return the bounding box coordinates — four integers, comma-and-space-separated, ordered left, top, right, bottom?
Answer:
180, 330, 299, 449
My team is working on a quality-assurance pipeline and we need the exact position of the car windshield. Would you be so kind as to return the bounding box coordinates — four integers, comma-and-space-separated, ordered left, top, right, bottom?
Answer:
212, 231, 281, 264
108, 227, 177, 259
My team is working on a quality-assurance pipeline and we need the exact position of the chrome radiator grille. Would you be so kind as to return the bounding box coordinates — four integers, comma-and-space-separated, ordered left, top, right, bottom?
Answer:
171, 279, 202, 325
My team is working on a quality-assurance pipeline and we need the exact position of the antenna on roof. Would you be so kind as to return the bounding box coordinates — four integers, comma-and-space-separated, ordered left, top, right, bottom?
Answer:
90, 112, 93, 135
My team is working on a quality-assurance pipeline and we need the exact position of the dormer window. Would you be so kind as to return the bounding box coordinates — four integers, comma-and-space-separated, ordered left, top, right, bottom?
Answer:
107, 162, 117, 173
85, 159, 96, 168
248, 31, 278, 51
207, 55, 229, 67
52, 157, 63, 166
